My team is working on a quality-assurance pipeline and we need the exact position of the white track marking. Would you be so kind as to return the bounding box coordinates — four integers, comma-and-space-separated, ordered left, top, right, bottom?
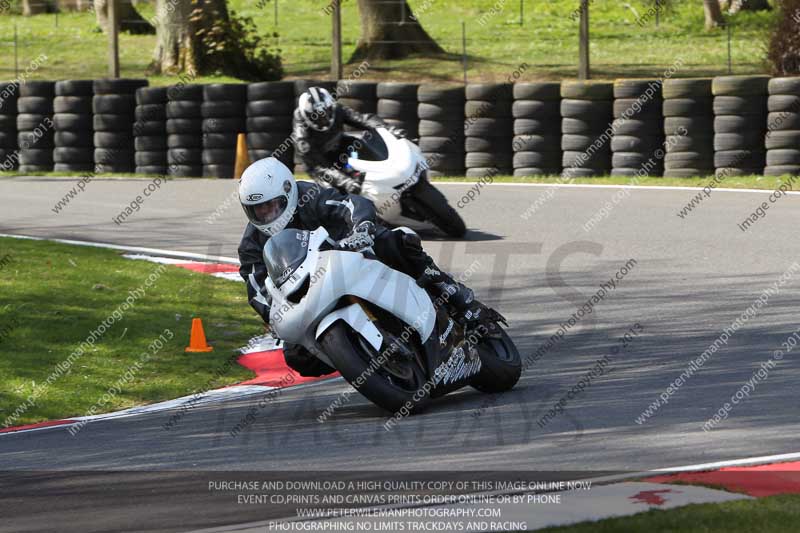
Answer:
434, 181, 800, 195
653, 451, 800, 472
0, 233, 239, 263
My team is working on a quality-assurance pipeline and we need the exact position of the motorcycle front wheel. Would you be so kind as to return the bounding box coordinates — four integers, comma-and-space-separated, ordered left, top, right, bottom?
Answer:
319, 322, 431, 414
412, 179, 468, 238
470, 327, 522, 393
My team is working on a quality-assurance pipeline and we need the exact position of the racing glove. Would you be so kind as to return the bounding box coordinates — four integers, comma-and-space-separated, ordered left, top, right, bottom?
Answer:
321, 167, 363, 195
341, 176, 363, 195
338, 221, 376, 252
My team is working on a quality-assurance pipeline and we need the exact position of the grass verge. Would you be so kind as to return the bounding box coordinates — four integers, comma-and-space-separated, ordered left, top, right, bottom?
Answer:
0, 0, 776, 83
0, 237, 258, 428
537, 494, 800, 532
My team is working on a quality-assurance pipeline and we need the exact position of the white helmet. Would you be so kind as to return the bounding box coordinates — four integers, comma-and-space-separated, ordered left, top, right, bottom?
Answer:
298, 87, 337, 132
239, 157, 298, 236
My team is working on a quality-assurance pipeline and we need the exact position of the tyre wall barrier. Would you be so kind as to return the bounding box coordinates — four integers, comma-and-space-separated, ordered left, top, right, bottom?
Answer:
202, 83, 247, 179
93, 78, 147, 173
377, 82, 419, 141
611, 79, 664, 177
247, 81, 295, 173
512, 82, 561, 177
418, 83, 466, 177
765, 77, 800, 177
662, 78, 715, 178
166, 83, 203, 178
464, 83, 513, 178
134, 86, 168, 176
560, 81, 614, 178
55, 80, 94, 173
18, 81, 55, 173
1, 77, 798, 179
0, 81, 19, 171
712, 75, 770, 177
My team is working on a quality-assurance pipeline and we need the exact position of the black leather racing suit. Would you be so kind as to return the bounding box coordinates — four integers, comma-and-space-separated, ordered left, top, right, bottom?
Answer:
292, 103, 393, 194
238, 181, 449, 377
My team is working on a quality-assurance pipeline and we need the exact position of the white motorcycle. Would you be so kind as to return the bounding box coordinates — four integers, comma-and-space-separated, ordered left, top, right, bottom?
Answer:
347, 128, 467, 238
262, 226, 521, 413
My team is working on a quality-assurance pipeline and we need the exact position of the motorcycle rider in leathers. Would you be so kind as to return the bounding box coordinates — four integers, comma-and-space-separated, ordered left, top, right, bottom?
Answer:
237, 157, 484, 377
292, 86, 406, 195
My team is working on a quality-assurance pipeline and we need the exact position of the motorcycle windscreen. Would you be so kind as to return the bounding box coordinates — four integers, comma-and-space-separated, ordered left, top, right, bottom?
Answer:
353, 129, 389, 161
263, 229, 311, 287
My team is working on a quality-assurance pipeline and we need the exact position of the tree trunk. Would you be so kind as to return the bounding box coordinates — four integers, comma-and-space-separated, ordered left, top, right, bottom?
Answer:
728, 0, 772, 13
703, 0, 725, 29
150, 0, 279, 80
94, 0, 154, 34
351, 0, 444, 61
22, 0, 54, 15
150, 0, 199, 74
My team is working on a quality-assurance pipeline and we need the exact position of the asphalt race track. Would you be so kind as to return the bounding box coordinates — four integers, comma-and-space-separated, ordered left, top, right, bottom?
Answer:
1, 177, 799, 532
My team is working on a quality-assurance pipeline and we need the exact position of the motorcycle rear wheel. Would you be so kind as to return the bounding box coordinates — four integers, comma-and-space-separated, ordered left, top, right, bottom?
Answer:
319, 322, 431, 414
470, 327, 522, 393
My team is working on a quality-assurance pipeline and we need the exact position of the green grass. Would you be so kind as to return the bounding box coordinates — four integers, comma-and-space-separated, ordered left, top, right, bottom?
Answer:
537, 494, 800, 532
0, 237, 259, 427
0, 0, 778, 84
1, 171, 792, 191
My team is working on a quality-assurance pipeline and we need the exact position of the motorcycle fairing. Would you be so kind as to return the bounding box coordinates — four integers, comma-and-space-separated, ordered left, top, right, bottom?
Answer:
266, 228, 436, 355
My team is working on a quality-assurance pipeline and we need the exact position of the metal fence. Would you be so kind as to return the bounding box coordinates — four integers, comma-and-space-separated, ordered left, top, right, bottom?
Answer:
0, 0, 773, 82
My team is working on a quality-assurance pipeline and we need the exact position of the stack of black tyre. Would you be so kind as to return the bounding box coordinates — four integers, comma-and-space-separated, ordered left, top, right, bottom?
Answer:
246, 81, 295, 169
337, 80, 377, 114
166, 84, 204, 177
134, 87, 168, 175
662, 78, 714, 178
293, 80, 337, 174
93, 79, 147, 173
512, 82, 561, 176
0, 82, 19, 171
611, 79, 664, 177
17, 81, 55, 173
202, 84, 247, 179
765, 77, 800, 177
464, 83, 513, 178
560, 81, 613, 178
712, 75, 770, 177
417, 84, 465, 177
53, 80, 94, 172
377, 82, 418, 140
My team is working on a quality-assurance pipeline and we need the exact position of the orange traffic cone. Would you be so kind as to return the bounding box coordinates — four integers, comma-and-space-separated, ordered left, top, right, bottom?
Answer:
233, 133, 251, 180
185, 318, 214, 353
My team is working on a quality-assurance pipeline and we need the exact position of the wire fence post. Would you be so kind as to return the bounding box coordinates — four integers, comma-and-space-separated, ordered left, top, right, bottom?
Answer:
727, 20, 732, 74
331, 0, 342, 80
655, 0, 660, 27
520, 0, 523, 26
462, 21, 467, 85
108, 0, 120, 77
14, 23, 19, 79
578, 0, 590, 80
274, 0, 278, 26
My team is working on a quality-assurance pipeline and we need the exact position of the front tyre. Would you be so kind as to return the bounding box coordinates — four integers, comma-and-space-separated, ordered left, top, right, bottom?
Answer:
412, 179, 467, 238
470, 327, 521, 393
319, 322, 431, 413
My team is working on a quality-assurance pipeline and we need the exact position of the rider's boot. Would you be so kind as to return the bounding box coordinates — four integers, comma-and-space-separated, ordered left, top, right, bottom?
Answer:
416, 265, 486, 325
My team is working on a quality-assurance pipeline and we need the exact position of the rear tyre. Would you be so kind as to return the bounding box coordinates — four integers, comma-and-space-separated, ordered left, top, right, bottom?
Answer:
319, 322, 430, 413
411, 179, 467, 238
470, 327, 521, 393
